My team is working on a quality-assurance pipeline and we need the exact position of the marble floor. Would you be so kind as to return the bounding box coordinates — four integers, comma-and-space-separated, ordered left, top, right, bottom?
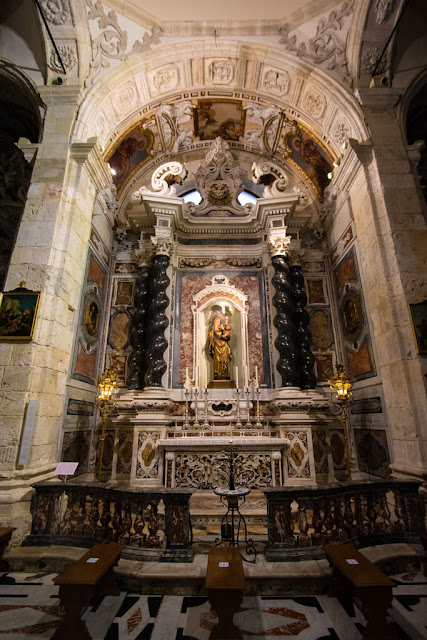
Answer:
0, 569, 426, 639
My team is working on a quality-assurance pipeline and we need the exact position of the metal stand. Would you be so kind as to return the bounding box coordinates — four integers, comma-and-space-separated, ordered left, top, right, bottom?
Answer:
214, 487, 256, 563
235, 388, 243, 429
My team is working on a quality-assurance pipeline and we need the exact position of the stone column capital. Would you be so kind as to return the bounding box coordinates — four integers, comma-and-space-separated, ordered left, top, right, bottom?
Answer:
288, 249, 305, 268
268, 235, 291, 258
151, 236, 174, 257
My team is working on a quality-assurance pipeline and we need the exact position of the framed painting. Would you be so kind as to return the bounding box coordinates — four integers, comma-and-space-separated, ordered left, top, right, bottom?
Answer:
194, 100, 245, 141
0, 288, 41, 340
409, 300, 427, 355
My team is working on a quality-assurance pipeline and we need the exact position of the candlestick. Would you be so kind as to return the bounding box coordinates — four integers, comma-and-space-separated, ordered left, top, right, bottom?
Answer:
193, 388, 200, 428
183, 387, 190, 429
255, 366, 259, 388
235, 365, 239, 389
203, 387, 210, 430
255, 387, 262, 429
235, 387, 242, 428
245, 387, 252, 428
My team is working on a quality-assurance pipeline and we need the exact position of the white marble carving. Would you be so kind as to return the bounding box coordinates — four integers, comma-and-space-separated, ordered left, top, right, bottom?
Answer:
242, 103, 280, 152
303, 91, 327, 119
252, 160, 289, 198
268, 235, 291, 257
132, 161, 187, 201
206, 58, 234, 84
159, 101, 194, 153
187, 137, 251, 217
40, 0, 71, 25
262, 67, 290, 95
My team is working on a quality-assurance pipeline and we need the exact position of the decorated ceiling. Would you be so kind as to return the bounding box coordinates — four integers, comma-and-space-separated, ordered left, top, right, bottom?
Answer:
106, 98, 334, 200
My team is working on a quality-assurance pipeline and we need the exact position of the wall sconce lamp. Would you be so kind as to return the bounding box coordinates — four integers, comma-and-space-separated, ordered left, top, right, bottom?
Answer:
96, 368, 118, 482
328, 364, 355, 480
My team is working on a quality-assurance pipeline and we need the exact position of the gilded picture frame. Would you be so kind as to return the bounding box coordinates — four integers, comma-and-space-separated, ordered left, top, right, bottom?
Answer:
0, 288, 41, 341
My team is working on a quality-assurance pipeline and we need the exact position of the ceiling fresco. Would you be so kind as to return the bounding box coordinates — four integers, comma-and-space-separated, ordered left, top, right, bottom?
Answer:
106, 98, 334, 199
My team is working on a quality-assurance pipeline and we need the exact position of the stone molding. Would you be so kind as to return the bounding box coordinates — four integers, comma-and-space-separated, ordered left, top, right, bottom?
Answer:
69, 142, 112, 193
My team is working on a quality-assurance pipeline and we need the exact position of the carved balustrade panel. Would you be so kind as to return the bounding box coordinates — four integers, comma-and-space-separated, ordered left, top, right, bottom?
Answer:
264, 480, 424, 561
26, 482, 193, 562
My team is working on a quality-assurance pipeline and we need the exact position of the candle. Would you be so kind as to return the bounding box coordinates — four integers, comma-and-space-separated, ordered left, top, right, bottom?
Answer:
235, 366, 239, 389
255, 366, 259, 388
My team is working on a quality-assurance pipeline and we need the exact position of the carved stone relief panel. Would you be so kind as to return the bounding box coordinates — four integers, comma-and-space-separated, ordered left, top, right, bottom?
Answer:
302, 90, 327, 120
205, 58, 235, 85
148, 65, 180, 96
261, 66, 290, 96
112, 81, 138, 117
284, 431, 310, 479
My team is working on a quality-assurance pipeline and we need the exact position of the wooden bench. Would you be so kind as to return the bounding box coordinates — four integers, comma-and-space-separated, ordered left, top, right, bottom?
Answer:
206, 546, 245, 640
324, 543, 398, 640
0, 527, 16, 570
52, 543, 124, 640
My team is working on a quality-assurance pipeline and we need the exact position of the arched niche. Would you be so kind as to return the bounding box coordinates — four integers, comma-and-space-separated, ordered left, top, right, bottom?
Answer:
192, 276, 248, 389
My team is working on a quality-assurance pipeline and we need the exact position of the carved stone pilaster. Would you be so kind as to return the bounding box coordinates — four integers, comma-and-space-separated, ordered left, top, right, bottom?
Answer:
270, 253, 299, 387
288, 262, 316, 390
144, 249, 170, 387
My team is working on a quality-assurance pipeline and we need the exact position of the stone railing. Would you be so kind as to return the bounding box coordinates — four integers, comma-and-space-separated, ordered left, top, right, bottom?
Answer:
264, 480, 424, 561
24, 481, 193, 562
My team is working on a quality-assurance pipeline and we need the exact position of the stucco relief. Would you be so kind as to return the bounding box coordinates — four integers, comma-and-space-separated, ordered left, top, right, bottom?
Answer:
262, 67, 290, 96
149, 66, 179, 95
332, 119, 351, 145
375, 0, 395, 24
206, 59, 234, 84
303, 91, 327, 119
113, 81, 138, 116
361, 46, 386, 74
49, 44, 77, 73
40, 0, 71, 25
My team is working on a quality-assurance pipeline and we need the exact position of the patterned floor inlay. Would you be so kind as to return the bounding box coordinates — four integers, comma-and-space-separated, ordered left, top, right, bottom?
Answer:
0, 571, 425, 638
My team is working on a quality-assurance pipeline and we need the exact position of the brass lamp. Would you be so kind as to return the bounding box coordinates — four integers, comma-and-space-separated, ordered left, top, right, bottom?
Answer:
96, 368, 118, 482
328, 364, 355, 480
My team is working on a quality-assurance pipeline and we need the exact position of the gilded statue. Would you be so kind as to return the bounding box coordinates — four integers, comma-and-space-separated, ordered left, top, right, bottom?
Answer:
208, 314, 232, 380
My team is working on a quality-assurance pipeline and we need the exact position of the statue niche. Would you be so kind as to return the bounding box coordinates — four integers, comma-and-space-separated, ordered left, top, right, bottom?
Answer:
192, 276, 248, 389
208, 309, 232, 382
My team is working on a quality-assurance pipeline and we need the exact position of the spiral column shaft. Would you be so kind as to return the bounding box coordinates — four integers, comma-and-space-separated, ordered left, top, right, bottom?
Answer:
271, 254, 299, 387
127, 266, 150, 389
144, 253, 170, 387
289, 264, 316, 389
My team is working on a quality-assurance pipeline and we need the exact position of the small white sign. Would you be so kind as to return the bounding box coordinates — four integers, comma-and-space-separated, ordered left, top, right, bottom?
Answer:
87, 558, 99, 563
346, 559, 359, 565
219, 562, 229, 567
54, 462, 79, 476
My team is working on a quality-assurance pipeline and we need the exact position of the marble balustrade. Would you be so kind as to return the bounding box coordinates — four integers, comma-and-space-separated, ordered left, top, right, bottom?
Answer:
264, 480, 424, 561
24, 481, 193, 562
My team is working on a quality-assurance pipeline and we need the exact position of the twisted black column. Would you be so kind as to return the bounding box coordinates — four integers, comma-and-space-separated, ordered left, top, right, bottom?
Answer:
271, 254, 299, 386
127, 265, 150, 389
144, 253, 170, 387
288, 264, 317, 389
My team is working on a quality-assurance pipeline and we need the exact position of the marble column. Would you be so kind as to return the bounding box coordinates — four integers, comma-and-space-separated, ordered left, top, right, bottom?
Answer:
144, 238, 172, 387
269, 237, 299, 387
288, 250, 316, 389
127, 245, 152, 389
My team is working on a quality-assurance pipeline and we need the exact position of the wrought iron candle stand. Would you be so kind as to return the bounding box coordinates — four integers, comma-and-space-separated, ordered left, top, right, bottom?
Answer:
213, 446, 257, 563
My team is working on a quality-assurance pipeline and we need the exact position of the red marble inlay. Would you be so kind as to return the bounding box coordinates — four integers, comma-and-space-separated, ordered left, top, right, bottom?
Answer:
127, 606, 142, 633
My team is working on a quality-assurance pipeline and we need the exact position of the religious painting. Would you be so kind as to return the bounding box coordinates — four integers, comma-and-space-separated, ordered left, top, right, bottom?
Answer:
194, 100, 245, 141
83, 298, 100, 337
107, 124, 154, 193
282, 127, 333, 197
0, 288, 41, 341
341, 290, 363, 341
409, 300, 427, 355
113, 280, 135, 307
306, 279, 326, 304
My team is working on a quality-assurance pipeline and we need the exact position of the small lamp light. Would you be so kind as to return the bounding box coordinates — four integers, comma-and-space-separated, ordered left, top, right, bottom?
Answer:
96, 368, 118, 482
328, 364, 355, 480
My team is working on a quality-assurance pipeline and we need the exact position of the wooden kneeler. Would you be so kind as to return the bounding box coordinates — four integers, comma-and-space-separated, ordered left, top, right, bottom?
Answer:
206, 547, 245, 640
52, 543, 124, 640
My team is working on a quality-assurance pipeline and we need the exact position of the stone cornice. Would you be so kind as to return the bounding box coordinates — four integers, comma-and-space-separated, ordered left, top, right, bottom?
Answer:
69, 142, 112, 192
355, 87, 403, 110
38, 85, 82, 106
